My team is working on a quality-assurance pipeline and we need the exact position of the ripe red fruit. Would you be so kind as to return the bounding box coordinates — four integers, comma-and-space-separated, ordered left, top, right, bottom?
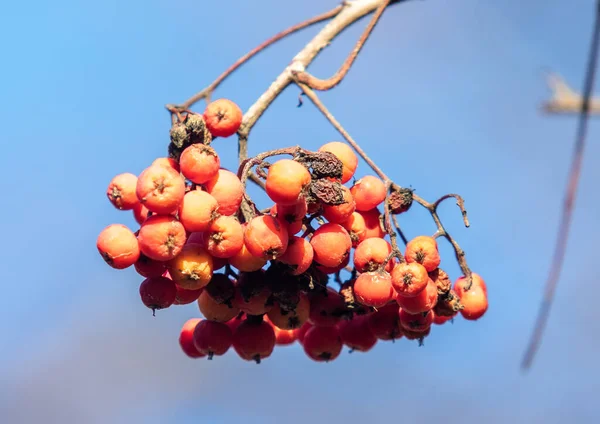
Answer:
204, 169, 244, 216
167, 243, 214, 290
244, 215, 289, 260
225, 313, 245, 333
271, 199, 307, 235
360, 208, 385, 239
179, 144, 220, 184
136, 164, 185, 215
353, 271, 394, 308
456, 284, 488, 321
265, 159, 312, 206
404, 236, 441, 272
399, 309, 433, 333
278, 236, 314, 275
308, 287, 345, 327
233, 318, 276, 363
353, 238, 393, 273
454, 273, 488, 296
297, 322, 313, 345
134, 253, 167, 278
267, 293, 310, 330
174, 285, 203, 305
152, 157, 180, 173
368, 303, 403, 341
350, 176, 386, 211
322, 185, 355, 224
395, 279, 438, 314
229, 235, 267, 272
192, 320, 233, 359
391, 262, 429, 297
338, 315, 378, 352
265, 316, 298, 346
139, 276, 177, 315
204, 215, 244, 259
179, 318, 205, 358
137, 215, 186, 261
178, 190, 219, 232
133, 202, 151, 225
97, 224, 140, 269
233, 272, 273, 315
318, 141, 358, 184
303, 326, 343, 362
340, 211, 367, 247
197, 290, 240, 322
310, 223, 352, 268
432, 311, 453, 325
107, 173, 139, 210
203, 98, 243, 138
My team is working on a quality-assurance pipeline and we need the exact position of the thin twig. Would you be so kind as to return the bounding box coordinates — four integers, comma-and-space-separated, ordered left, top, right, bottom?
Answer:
521, 0, 600, 372
292, 0, 391, 90
165, 4, 344, 113
392, 215, 408, 245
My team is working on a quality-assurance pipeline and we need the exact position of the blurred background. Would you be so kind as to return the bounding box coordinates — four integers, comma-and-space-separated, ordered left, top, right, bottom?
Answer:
1, 0, 599, 422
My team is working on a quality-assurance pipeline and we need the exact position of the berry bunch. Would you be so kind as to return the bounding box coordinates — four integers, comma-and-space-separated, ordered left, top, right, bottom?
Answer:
97, 98, 488, 364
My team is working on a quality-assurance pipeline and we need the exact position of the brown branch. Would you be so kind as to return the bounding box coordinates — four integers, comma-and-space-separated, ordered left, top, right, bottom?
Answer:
522, 0, 600, 371
165, 4, 344, 113
298, 82, 472, 283
292, 0, 391, 90
237, 0, 399, 164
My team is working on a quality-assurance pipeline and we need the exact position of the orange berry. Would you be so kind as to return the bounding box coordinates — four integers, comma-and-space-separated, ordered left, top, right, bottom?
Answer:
233, 271, 273, 315
225, 313, 245, 334
456, 284, 488, 321
152, 157, 180, 173
178, 190, 219, 233
404, 236, 440, 272
454, 272, 488, 296
395, 279, 438, 314
244, 215, 289, 260
106, 173, 139, 210
338, 315, 377, 352
167, 243, 213, 290
318, 141, 358, 184
204, 169, 243, 216
391, 262, 429, 297
360, 208, 385, 239
353, 271, 394, 308
316, 255, 350, 275
399, 309, 433, 333
179, 144, 220, 184
297, 322, 313, 345
132, 202, 151, 225
134, 253, 167, 278
350, 176, 387, 211
353, 238, 393, 273
204, 215, 244, 259
233, 317, 276, 363
139, 276, 177, 314
278, 236, 313, 275
264, 316, 298, 346
136, 164, 185, 215
138, 215, 186, 261
308, 287, 345, 327
174, 285, 203, 305
432, 311, 453, 325
368, 303, 403, 341
203, 98, 243, 138
267, 293, 310, 330
265, 159, 311, 206
271, 198, 307, 235
97, 224, 140, 269
322, 185, 355, 223
303, 326, 343, 362
193, 319, 233, 358
179, 318, 205, 358
310, 223, 351, 268
229, 238, 267, 272
340, 211, 367, 247
197, 290, 240, 322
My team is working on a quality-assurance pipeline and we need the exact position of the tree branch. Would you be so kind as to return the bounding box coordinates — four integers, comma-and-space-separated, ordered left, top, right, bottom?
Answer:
165, 4, 345, 113
292, 0, 391, 90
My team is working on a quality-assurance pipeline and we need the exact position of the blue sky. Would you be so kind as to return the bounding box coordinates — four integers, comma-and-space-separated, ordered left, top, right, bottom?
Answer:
1, 0, 599, 422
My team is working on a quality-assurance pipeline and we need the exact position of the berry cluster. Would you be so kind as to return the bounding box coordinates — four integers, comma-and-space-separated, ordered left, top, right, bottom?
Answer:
97, 98, 488, 364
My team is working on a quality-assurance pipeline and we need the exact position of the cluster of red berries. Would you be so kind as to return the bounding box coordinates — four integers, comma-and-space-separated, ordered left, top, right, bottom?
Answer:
97, 98, 488, 364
